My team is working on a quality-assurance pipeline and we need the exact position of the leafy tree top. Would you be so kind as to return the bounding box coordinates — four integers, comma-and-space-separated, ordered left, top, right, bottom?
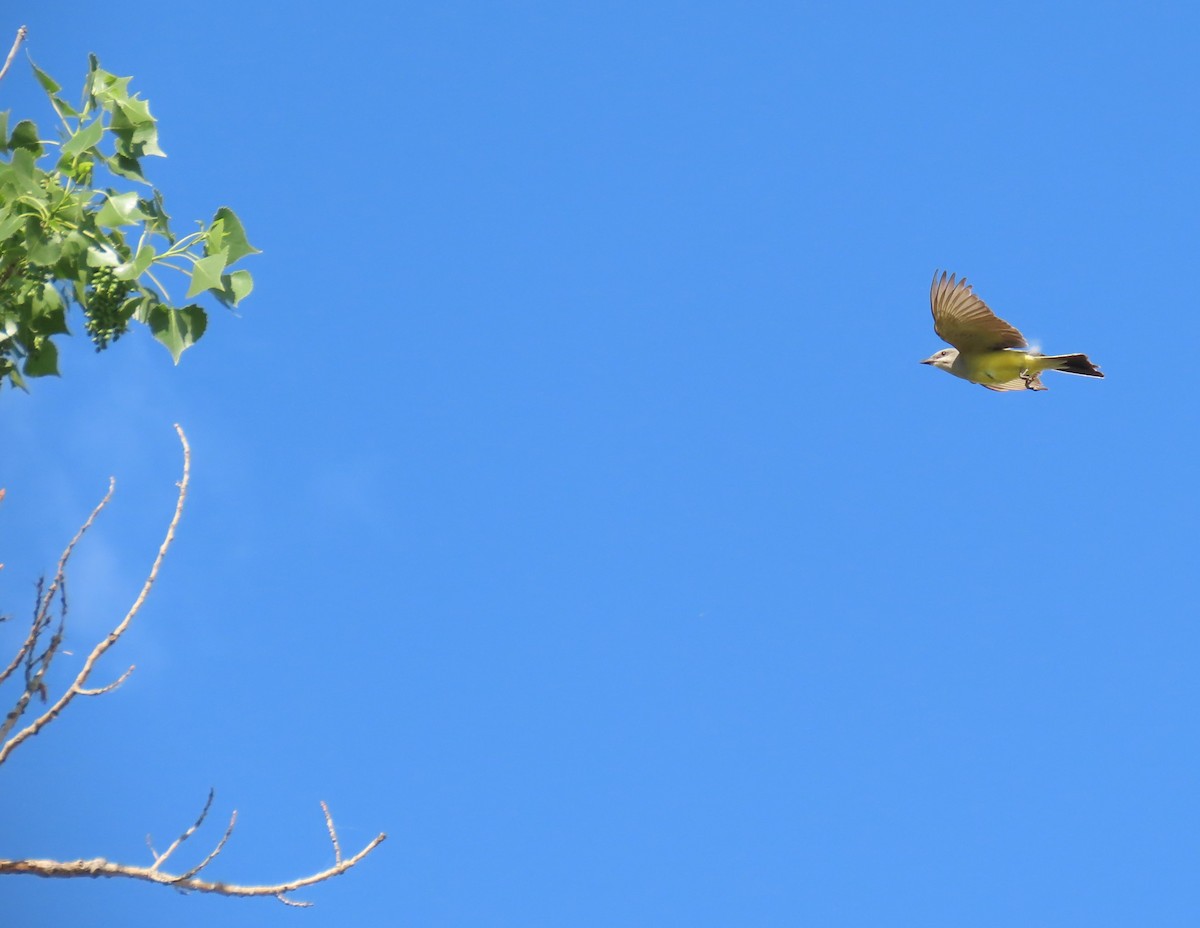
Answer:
0, 54, 257, 391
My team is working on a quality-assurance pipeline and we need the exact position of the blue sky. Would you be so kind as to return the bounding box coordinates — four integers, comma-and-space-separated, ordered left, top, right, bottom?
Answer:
3, 2, 1199, 925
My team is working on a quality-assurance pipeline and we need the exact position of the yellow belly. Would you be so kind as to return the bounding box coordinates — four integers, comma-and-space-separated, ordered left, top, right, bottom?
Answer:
955, 350, 1034, 385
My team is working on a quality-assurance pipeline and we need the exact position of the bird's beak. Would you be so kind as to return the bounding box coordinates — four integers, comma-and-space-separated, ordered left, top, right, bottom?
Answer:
919, 355, 935, 365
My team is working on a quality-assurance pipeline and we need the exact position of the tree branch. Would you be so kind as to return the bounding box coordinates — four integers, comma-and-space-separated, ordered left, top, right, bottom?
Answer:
150, 787, 215, 871
0, 26, 26, 86
0, 799, 386, 905
0, 426, 188, 766
0, 479, 113, 692
0, 426, 386, 904
0, 479, 117, 747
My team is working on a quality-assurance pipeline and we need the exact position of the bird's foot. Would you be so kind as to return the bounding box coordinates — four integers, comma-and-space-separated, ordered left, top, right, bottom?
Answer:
1021, 370, 1047, 391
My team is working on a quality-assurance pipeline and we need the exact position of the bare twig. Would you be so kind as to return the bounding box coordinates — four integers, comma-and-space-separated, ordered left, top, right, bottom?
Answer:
0, 427, 189, 766
0, 802, 387, 905
0, 26, 26, 86
174, 810, 237, 882
0, 479, 114, 692
151, 788, 214, 871
0, 473, 118, 742
321, 800, 343, 863
74, 665, 135, 696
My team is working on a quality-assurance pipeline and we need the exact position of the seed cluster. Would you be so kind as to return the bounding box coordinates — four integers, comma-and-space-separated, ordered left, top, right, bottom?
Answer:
84, 265, 131, 351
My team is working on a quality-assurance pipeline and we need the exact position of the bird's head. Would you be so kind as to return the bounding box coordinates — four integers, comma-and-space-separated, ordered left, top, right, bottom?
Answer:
920, 348, 958, 372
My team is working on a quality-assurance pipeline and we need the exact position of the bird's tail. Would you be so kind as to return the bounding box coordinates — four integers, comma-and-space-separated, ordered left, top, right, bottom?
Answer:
1041, 353, 1104, 378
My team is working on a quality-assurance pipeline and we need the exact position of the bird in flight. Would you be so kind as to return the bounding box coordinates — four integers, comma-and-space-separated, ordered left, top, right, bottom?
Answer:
921, 271, 1103, 391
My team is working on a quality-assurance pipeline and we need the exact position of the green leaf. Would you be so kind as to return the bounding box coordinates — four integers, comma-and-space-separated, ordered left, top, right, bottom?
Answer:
131, 293, 154, 325
147, 304, 206, 363
213, 269, 254, 307
60, 230, 93, 267
90, 68, 133, 110
98, 151, 146, 183
86, 244, 121, 267
114, 243, 156, 280
139, 190, 174, 240
186, 250, 228, 297
208, 207, 260, 264
29, 290, 68, 336
50, 95, 80, 120
23, 338, 59, 377
7, 120, 42, 154
205, 218, 226, 255
5, 360, 28, 391
25, 222, 63, 265
0, 209, 24, 241
111, 96, 164, 160
31, 63, 60, 94
83, 55, 101, 108
9, 149, 42, 193
61, 118, 105, 158
97, 191, 149, 228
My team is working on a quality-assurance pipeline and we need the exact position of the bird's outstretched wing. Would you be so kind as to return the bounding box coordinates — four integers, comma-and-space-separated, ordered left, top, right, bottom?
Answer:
930, 271, 1027, 352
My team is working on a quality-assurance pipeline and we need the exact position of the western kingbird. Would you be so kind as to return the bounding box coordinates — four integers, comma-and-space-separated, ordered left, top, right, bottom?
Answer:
920, 271, 1103, 391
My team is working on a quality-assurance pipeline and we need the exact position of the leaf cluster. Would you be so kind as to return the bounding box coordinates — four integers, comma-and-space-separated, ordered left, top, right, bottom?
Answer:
0, 56, 257, 389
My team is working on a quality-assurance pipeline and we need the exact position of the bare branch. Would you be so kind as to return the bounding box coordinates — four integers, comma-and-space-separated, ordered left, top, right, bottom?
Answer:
0, 430, 387, 903
321, 800, 343, 863
0, 584, 43, 695
0, 803, 387, 905
74, 664, 135, 696
0, 26, 26, 86
151, 788, 214, 871
0, 597, 66, 745
174, 810, 237, 882
0, 479, 115, 691
0, 428, 189, 767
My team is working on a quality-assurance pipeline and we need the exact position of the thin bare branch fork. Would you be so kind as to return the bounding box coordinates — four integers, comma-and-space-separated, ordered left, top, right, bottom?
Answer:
0, 426, 385, 905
